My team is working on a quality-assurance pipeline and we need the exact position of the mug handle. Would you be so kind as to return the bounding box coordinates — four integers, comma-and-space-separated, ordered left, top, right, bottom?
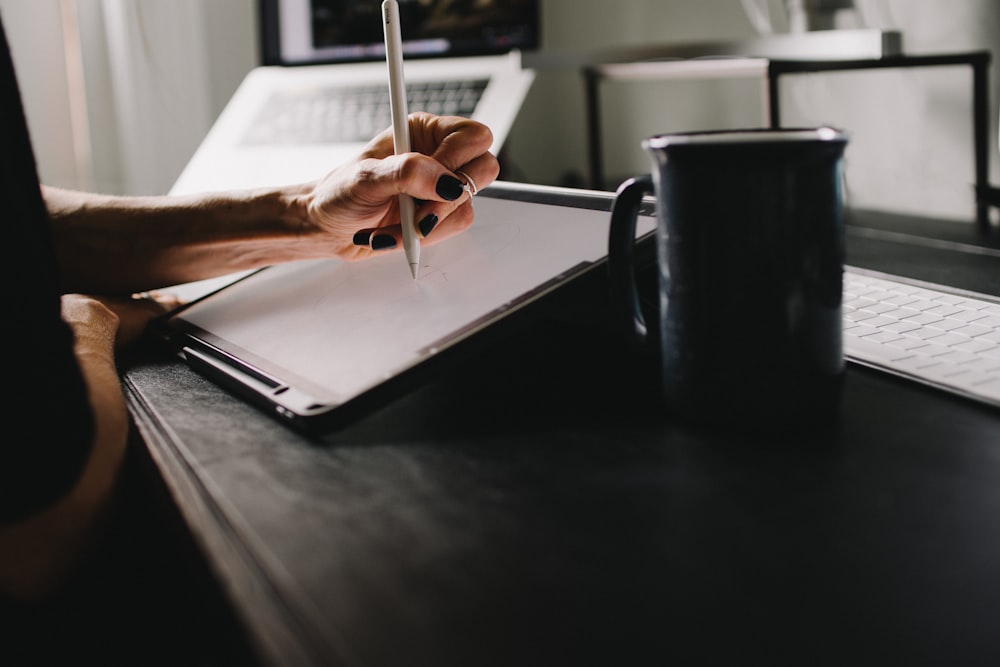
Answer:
608, 174, 654, 348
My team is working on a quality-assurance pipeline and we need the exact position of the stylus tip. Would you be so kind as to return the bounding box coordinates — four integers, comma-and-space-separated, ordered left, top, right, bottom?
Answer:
409, 263, 418, 279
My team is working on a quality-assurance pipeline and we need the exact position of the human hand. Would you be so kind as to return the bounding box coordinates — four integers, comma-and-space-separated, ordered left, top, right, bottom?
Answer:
61, 293, 181, 351
302, 112, 499, 261
111, 292, 183, 347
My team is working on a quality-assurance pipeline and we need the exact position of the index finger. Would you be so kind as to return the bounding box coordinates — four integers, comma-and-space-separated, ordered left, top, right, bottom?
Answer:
408, 112, 495, 172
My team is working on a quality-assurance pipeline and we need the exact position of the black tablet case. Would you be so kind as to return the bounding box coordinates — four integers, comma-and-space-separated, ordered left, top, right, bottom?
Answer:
154, 184, 654, 433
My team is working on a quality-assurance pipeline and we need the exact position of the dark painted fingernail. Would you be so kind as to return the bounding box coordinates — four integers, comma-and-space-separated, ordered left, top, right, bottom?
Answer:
436, 174, 464, 201
418, 213, 439, 237
371, 234, 396, 250
352, 230, 372, 246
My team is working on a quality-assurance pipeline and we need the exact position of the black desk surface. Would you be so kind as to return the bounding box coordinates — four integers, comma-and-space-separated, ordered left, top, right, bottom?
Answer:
123, 184, 1000, 666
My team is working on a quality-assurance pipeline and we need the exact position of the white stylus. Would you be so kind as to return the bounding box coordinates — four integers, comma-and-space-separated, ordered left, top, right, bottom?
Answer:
382, 0, 418, 279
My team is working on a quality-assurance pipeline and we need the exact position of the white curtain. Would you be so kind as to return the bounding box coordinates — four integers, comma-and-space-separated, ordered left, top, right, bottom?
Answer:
99, 0, 214, 195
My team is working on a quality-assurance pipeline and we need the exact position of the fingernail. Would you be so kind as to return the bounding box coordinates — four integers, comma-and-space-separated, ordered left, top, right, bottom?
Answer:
436, 174, 465, 201
418, 213, 439, 237
352, 230, 372, 246
371, 234, 396, 250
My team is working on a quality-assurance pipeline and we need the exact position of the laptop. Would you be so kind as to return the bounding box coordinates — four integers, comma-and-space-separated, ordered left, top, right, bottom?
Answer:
170, 0, 539, 196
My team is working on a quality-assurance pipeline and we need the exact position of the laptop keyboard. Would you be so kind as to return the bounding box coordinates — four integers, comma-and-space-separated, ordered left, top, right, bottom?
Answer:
242, 78, 489, 145
844, 267, 1000, 408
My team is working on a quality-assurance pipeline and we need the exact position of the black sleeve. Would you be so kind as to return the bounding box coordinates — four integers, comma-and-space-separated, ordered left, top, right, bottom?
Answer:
0, 15, 95, 524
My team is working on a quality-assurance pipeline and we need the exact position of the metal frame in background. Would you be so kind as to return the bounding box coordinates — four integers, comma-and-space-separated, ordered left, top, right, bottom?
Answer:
584, 51, 997, 230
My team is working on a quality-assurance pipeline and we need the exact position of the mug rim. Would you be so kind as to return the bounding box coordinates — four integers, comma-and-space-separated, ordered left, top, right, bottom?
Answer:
645, 126, 847, 148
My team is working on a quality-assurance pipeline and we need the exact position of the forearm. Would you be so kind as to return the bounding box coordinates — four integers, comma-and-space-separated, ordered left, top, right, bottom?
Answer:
0, 297, 126, 601
44, 185, 325, 294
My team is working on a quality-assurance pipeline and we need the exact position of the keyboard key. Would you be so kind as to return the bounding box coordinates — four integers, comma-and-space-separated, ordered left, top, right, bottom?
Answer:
848, 334, 916, 363
931, 349, 983, 364
882, 320, 923, 334
923, 331, 973, 346
951, 309, 990, 323
887, 337, 934, 351
953, 339, 996, 354
927, 317, 974, 332
902, 312, 945, 326
951, 322, 993, 338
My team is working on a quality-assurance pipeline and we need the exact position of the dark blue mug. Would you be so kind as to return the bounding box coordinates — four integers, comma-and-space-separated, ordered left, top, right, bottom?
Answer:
609, 127, 849, 431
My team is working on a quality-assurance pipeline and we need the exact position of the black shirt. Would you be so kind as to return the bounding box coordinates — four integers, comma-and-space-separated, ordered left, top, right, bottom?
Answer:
0, 15, 95, 523
0, 19, 252, 665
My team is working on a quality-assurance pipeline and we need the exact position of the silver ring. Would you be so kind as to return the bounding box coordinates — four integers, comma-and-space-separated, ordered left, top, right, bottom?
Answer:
455, 169, 478, 196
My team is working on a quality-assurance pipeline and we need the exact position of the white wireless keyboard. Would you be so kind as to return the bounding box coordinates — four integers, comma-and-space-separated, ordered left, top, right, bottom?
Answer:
843, 267, 1000, 408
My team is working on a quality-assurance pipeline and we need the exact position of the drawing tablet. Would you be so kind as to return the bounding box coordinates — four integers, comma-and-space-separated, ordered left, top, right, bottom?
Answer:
155, 185, 655, 433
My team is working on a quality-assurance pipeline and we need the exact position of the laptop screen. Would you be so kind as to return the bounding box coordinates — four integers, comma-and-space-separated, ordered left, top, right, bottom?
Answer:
261, 0, 541, 66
